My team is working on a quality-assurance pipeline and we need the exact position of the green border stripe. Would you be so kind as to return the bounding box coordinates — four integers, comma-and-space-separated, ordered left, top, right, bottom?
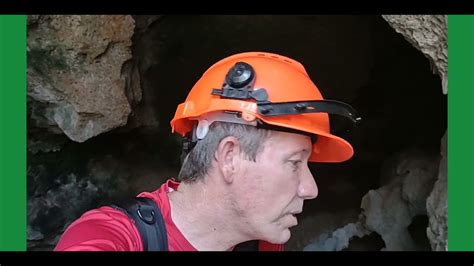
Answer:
448, 15, 474, 251
0, 15, 26, 251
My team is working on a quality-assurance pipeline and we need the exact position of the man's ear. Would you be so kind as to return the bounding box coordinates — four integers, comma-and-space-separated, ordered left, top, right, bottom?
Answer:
215, 136, 241, 183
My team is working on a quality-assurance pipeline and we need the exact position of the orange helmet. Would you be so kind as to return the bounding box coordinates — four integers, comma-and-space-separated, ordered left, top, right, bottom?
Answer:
171, 52, 360, 163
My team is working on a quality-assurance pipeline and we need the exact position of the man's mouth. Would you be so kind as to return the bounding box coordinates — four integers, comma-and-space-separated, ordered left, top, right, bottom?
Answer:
290, 211, 302, 218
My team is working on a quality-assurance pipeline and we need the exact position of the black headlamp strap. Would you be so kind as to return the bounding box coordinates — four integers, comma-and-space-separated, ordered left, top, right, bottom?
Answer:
257, 99, 361, 125
212, 61, 362, 125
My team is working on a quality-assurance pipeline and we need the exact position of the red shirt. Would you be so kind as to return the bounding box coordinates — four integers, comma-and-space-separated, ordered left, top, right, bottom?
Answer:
55, 179, 283, 251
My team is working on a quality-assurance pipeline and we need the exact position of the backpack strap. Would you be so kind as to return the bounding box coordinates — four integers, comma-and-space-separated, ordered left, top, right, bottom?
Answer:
112, 197, 259, 251
112, 197, 168, 251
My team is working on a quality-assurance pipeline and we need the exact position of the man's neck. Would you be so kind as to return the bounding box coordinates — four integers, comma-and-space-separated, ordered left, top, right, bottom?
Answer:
168, 178, 249, 251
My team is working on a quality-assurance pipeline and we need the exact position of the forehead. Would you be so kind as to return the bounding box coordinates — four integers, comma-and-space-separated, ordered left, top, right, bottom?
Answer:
262, 130, 313, 154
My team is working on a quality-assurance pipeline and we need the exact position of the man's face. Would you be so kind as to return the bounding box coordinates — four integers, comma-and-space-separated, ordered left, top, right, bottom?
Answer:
232, 131, 318, 244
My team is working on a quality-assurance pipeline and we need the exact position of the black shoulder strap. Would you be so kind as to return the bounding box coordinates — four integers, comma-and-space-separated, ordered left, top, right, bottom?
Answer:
113, 197, 259, 251
112, 197, 168, 251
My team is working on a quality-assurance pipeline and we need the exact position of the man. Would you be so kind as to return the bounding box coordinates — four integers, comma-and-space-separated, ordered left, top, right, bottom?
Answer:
55, 51, 360, 251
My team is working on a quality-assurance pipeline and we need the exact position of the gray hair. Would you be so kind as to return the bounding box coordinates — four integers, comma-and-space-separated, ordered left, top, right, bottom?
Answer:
177, 121, 271, 182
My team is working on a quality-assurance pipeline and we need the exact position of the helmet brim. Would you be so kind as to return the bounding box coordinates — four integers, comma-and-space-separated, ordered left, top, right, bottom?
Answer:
257, 114, 354, 163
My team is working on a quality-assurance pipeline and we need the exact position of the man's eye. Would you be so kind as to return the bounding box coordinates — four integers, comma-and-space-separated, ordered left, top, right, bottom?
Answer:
289, 160, 302, 169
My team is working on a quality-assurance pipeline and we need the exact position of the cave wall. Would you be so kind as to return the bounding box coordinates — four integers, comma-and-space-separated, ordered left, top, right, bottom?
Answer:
28, 15, 135, 144
27, 15, 447, 251
381, 15, 447, 251
383, 15, 448, 251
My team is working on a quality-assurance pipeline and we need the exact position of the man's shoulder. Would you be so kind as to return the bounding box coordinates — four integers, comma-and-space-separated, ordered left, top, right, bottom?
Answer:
78, 205, 134, 223
54, 204, 143, 251
54, 179, 181, 251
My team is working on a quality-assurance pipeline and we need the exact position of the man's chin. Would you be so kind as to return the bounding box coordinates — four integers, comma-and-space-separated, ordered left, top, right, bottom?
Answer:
265, 228, 292, 245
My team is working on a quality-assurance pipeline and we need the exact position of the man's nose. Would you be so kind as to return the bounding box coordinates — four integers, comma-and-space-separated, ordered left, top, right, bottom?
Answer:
297, 165, 318, 200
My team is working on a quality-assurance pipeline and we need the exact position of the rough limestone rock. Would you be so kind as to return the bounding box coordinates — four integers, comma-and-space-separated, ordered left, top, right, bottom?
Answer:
360, 149, 439, 250
27, 15, 135, 143
27, 173, 100, 246
287, 209, 360, 251
303, 222, 371, 251
426, 130, 448, 251
382, 15, 447, 94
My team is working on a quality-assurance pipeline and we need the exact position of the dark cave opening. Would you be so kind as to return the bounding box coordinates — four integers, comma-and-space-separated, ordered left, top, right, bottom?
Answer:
343, 232, 386, 251
408, 215, 431, 251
